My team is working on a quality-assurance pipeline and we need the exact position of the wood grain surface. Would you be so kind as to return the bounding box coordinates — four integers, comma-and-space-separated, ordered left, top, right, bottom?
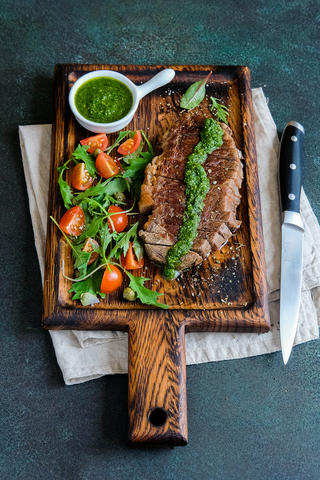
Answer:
42, 64, 270, 446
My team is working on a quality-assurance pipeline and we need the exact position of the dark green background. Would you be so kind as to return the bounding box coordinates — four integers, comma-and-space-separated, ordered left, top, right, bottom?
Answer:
1, 0, 320, 479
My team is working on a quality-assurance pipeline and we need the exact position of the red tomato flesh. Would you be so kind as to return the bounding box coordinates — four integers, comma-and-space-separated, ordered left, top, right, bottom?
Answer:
100, 265, 123, 294
80, 134, 108, 154
120, 242, 144, 270
71, 162, 93, 191
59, 206, 85, 237
82, 238, 99, 265
107, 205, 128, 233
96, 152, 119, 179
117, 130, 141, 156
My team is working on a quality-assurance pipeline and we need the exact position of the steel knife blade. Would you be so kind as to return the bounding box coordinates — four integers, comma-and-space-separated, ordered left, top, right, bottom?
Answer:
279, 120, 305, 364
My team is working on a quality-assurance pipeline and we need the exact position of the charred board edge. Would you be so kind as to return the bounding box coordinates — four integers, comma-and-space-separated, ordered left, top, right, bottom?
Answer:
43, 64, 65, 324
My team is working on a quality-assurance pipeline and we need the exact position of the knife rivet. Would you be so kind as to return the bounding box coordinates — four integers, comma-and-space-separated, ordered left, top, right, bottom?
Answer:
288, 193, 295, 200
291, 135, 298, 142
290, 163, 296, 170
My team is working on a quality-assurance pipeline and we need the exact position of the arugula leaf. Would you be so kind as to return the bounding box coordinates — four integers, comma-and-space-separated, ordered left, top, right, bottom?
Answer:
105, 177, 128, 196
78, 216, 105, 242
99, 223, 114, 262
74, 179, 110, 202
108, 222, 139, 260
126, 177, 143, 202
141, 130, 156, 156
123, 156, 151, 180
125, 271, 169, 309
73, 249, 91, 277
106, 130, 133, 155
133, 237, 144, 261
122, 138, 144, 164
210, 97, 229, 124
57, 162, 74, 209
71, 144, 97, 177
180, 72, 212, 110
68, 266, 105, 302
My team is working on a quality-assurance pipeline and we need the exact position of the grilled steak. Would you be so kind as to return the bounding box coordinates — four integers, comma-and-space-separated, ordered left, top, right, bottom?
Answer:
138, 112, 243, 273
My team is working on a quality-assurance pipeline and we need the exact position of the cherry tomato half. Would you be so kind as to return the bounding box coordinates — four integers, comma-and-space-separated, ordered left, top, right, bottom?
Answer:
59, 206, 85, 237
117, 130, 141, 156
120, 242, 144, 270
71, 162, 93, 191
82, 238, 99, 265
96, 152, 119, 179
100, 265, 123, 294
80, 134, 108, 154
107, 205, 128, 233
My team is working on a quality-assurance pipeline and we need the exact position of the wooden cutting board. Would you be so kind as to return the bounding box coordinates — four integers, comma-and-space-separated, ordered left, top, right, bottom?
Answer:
42, 64, 270, 446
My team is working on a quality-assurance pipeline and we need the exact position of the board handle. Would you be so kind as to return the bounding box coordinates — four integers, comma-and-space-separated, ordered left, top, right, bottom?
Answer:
127, 312, 188, 447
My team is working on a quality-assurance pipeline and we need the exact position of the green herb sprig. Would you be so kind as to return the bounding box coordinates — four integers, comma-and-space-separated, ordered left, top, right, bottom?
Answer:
210, 97, 229, 124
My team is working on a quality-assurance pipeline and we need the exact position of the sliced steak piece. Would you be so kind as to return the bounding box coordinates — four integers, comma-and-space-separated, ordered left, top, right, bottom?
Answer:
139, 173, 186, 215
144, 244, 202, 271
138, 112, 243, 272
139, 230, 175, 246
191, 236, 212, 258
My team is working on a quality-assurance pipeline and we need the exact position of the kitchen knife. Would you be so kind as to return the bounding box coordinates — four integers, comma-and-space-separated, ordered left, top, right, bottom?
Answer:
279, 121, 305, 364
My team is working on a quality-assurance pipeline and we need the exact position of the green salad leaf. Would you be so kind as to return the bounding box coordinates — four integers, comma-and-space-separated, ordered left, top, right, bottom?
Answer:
73, 248, 91, 277
106, 130, 134, 155
71, 144, 97, 177
57, 161, 74, 209
122, 138, 144, 163
123, 154, 151, 180
108, 222, 139, 260
141, 130, 156, 156
68, 265, 105, 303
125, 272, 169, 309
105, 177, 128, 196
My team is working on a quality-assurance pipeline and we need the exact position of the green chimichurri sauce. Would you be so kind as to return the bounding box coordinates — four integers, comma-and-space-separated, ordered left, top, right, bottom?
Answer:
75, 76, 133, 123
163, 118, 224, 280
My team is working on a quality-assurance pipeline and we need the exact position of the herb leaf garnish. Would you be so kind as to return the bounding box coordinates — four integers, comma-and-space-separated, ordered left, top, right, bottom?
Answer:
180, 72, 212, 110
210, 97, 229, 124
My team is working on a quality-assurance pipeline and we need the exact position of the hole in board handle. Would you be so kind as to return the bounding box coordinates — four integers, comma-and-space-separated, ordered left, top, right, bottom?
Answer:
149, 408, 167, 427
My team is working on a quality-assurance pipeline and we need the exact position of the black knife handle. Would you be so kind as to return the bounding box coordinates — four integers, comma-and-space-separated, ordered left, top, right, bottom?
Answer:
279, 121, 304, 214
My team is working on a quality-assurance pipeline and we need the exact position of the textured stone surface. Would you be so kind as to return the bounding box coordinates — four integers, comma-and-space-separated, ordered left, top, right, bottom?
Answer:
1, 0, 320, 478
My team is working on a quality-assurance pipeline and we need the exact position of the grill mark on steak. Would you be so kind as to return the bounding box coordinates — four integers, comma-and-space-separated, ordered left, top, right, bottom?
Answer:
138, 112, 243, 272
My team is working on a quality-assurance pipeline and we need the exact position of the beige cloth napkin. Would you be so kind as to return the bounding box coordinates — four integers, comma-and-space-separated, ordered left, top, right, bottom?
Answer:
19, 88, 320, 385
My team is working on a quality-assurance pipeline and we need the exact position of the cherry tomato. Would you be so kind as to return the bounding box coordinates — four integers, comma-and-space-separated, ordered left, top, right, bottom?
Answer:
71, 163, 93, 191
117, 130, 141, 156
96, 152, 119, 179
82, 238, 99, 265
120, 242, 144, 270
107, 205, 128, 233
100, 265, 123, 294
59, 206, 85, 237
80, 134, 108, 154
